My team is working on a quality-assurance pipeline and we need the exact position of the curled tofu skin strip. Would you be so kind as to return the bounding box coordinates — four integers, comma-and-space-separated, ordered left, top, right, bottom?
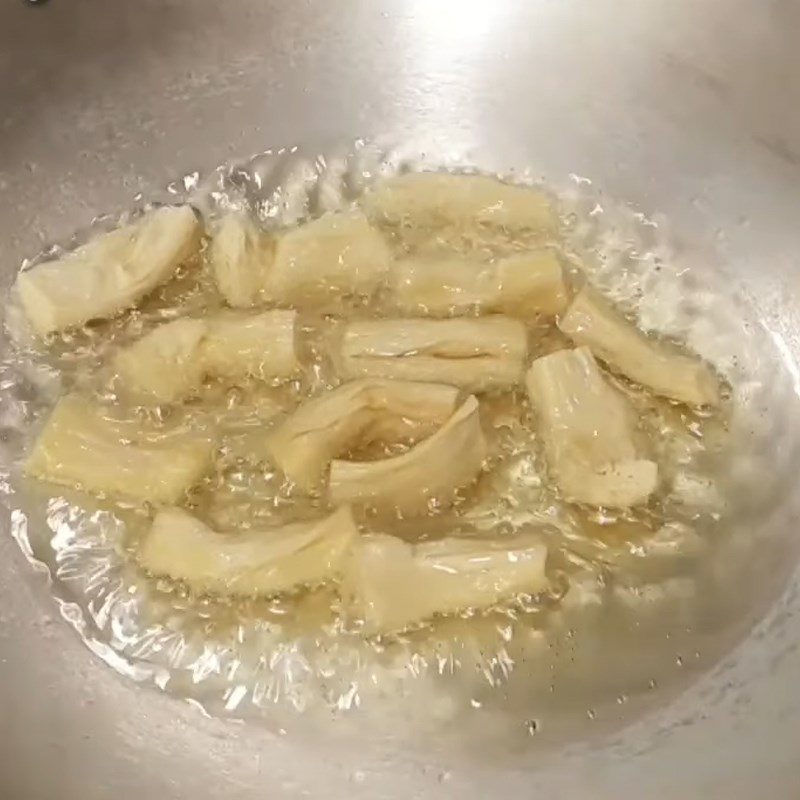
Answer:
360, 172, 558, 233
209, 213, 273, 308
210, 210, 391, 309
392, 250, 568, 318
140, 506, 358, 597
526, 347, 658, 508
265, 379, 461, 491
339, 316, 529, 392
267, 210, 391, 307
24, 396, 214, 504
342, 532, 548, 634
558, 286, 720, 407
202, 310, 299, 380
15, 205, 200, 336
114, 309, 300, 404
329, 395, 486, 515
115, 318, 206, 405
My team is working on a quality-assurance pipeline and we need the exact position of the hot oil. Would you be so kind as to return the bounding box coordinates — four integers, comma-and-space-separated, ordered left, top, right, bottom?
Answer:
9, 169, 742, 750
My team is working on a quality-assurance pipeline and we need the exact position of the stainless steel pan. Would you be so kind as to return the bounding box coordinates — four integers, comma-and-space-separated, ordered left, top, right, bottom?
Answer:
2, 1, 799, 797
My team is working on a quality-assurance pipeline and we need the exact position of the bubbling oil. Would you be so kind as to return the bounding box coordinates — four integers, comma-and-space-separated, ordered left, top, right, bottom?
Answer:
3, 150, 770, 753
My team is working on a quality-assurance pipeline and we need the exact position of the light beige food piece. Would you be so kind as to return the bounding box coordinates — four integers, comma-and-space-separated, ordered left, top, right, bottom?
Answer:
339, 316, 528, 392
495, 251, 570, 315
392, 249, 568, 317
201, 309, 299, 381
15, 205, 200, 336
24, 395, 213, 503
267, 210, 391, 306
209, 210, 390, 310
393, 257, 495, 314
558, 286, 720, 406
209, 213, 273, 307
329, 395, 486, 514
115, 310, 299, 403
361, 172, 557, 233
115, 318, 208, 404
526, 347, 658, 507
265, 378, 460, 491
342, 531, 548, 633
139, 505, 358, 596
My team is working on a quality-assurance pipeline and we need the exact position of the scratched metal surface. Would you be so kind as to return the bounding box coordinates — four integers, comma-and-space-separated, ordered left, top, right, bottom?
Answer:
1, 1, 799, 798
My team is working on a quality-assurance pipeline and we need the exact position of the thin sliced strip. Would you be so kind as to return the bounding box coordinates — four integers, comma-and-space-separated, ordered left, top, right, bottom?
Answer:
392, 249, 568, 318
339, 316, 528, 392
265, 378, 460, 491
526, 347, 658, 507
209, 213, 273, 308
342, 531, 548, 633
115, 310, 300, 403
24, 395, 214, 504
360, 172, 557, 232
329, 395, 486, 514
267, 210, 391, 307
139, 505, 358, 596
558, 286, 720, 406
16, 205, 201, 336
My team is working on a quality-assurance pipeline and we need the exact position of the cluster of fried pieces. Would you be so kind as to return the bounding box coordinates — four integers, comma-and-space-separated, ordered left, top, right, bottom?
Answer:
16, 172, 720, 635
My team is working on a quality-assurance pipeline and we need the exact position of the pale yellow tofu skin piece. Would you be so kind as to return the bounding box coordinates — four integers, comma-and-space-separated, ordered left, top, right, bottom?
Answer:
526, 347, 658, 507
16, 205, 201, 336
267, 210, 391, 307
265, 378, 460, 491
495, 251, 569, 316
24, 396, 214, 504
392, 249, 568, 318
201, 309, 299, 381
139, 505, 358, 597
558, 286, 720, 407
114, 309, 300, 404
338, 315, 529, 392
360, 172, 558, 233
342, 531, 548, 633
329, 395, 486, 514
209, 213, 273, 308
115, 318, 208, 405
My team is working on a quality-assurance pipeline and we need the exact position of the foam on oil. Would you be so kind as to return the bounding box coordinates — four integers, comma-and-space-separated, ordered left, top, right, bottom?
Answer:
1, 144, 796, 757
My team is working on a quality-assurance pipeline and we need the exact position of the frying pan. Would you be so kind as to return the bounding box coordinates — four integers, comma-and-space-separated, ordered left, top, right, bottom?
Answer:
1, 1, 800, 797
